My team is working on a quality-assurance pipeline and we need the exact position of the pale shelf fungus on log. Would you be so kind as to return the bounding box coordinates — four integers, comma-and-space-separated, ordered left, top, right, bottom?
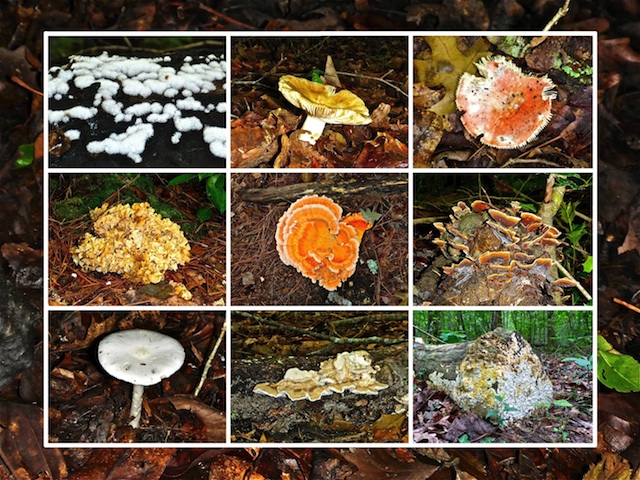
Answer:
253, 350, 389, 402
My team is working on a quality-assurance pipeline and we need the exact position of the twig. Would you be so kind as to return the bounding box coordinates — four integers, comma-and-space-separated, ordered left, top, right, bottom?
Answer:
613, 297, 640, 314
194, 318, 227, 397
337, 70, 408, 98
543, 0, 571, 31
233, 56, 288, 86
235, 312, 405, 347
501, 158, 563, 169
197, 4, 258, 30
553, 259, 592, 302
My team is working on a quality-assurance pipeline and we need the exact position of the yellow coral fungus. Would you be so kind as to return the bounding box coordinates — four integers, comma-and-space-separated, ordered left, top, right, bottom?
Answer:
275, 195, 373, 291
71, 202, 191, 284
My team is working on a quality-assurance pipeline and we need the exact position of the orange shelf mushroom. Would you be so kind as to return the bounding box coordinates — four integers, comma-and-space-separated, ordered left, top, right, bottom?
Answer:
275, 195, 373, 291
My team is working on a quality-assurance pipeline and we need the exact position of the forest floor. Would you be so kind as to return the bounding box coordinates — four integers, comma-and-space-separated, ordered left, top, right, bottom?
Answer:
230, 311, 408, 443
48, 173, 226, 306
414, 353, 593, 444
48, 311, 226, 443
230, 172, 408, 306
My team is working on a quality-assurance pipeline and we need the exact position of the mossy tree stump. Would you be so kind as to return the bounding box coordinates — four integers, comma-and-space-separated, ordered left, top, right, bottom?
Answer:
414, 327, 553, 424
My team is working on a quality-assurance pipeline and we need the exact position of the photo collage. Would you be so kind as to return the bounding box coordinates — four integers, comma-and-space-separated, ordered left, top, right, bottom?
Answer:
44, 32, 596, 448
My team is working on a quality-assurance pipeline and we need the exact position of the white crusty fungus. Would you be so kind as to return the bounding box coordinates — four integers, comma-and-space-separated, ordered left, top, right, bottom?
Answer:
71, 202, 191, 285
253, 350, 388, 401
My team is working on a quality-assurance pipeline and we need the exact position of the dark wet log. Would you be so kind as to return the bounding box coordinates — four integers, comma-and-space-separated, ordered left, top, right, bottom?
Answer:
237, 174, 407, 203
0, 269, 40, 389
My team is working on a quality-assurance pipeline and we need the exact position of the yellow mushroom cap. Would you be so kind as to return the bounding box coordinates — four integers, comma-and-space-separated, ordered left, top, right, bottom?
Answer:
278, 75, 371, 125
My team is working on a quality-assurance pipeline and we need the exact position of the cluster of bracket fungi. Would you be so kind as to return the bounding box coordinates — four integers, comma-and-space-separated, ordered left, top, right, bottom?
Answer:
427, 199, 576, 306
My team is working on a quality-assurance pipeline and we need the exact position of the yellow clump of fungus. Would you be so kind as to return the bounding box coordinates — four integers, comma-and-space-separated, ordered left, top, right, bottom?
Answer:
71, 202, 191, 285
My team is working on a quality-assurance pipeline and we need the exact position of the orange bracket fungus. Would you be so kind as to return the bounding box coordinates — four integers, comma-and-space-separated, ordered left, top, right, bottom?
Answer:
253, 350, 388, 401
429, 200, 576, 306
71, 202, 192, 296
275, 195, 374, 291
278, 75, 371, 145
455, 56, 557, 149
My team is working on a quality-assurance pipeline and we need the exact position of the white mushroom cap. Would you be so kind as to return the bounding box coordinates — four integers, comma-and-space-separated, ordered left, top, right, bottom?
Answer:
98, 329, 185, 386
278, 75, 371, 125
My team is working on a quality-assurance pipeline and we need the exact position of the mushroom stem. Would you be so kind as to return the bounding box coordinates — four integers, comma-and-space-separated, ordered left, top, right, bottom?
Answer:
129, 384, 145, 428
299, 115, 327, 144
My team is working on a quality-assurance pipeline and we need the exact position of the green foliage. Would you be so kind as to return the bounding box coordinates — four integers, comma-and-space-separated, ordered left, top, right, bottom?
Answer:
168, 173, 226, 217
597, 335, 640, 392
536, 399, 573, 409
582, 256, 593, 273
438, 329, 466, 343
559, 201, 587, 248
553, 423, 570, 442
562, 355, 593, 370
554, 174, 592, 191
366, 259, 379, 275
485, 395, 518, 427
15, 144, 34, 168
309, 69, 325, 83
361, 208, 382, 223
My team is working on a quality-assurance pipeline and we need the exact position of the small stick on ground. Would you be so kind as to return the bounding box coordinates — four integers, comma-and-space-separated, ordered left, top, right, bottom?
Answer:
337, 70, 408, 98
613, 297, 640, 314
553, 259, 592, 302
194, 318, 227, 397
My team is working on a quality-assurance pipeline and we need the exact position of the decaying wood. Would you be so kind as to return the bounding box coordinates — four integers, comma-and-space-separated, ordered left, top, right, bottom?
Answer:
414, 328, 553, 423
413, 341, 470, 381
237, 174, 407, 203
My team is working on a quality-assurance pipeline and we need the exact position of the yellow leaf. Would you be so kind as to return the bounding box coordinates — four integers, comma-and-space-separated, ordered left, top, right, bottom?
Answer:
414, 36, 491, 115
584, 452, 632, 480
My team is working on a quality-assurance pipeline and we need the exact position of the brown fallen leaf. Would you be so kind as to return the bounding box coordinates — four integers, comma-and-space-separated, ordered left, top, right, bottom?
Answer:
0, 402, 67, 480
67, 448, 175, 480
341, 449, 439, 479
372, 413, 406, 442
168, 395, 226, 442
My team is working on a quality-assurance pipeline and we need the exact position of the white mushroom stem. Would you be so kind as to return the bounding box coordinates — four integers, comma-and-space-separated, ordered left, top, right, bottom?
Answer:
129, 384, 145, 428
299, 115, 327, 144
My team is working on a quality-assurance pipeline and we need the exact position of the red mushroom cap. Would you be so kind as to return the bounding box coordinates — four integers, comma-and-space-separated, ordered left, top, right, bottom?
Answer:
456, 56, 556, 149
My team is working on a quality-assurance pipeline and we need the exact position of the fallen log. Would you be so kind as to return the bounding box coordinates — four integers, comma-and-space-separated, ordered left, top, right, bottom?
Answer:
414, 327, 553, 424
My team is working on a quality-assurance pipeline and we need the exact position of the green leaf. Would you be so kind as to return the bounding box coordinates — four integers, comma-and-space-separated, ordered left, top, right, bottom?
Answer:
582, 256, 593, 273
597, 335, 640, 392
197, 208, 213, 222
562, 356, 592, 370
366, 259, 379, 275
360, 208, 382, 223
553, 399, 573, 407
168, 173, 198, 187
206, 174, 226, 214
310, 69, 325, 83
15, 144, 34, 168
566, 222, 586, 247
